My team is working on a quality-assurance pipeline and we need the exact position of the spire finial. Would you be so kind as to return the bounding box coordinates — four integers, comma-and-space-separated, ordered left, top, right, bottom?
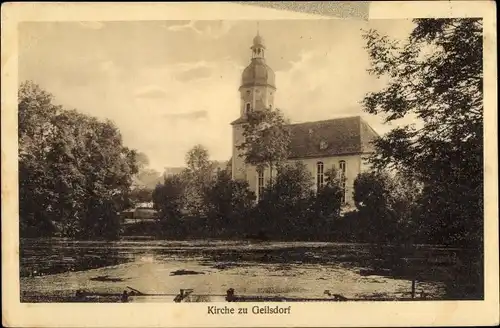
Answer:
257, 21, 260, 36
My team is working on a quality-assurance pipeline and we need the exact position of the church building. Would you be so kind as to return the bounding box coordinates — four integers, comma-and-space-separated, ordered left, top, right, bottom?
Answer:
231, 33, 379, 206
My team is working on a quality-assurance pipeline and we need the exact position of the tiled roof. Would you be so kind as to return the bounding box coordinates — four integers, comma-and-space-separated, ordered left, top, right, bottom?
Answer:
231, 115, 379, 159
287, 116, 378, 159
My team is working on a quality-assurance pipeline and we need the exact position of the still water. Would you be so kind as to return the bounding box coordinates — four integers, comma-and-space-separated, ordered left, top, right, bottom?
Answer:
20, 238, 475, 301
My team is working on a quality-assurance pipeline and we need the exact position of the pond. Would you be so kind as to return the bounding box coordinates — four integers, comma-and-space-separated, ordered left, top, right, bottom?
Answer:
20, 238, 482, 302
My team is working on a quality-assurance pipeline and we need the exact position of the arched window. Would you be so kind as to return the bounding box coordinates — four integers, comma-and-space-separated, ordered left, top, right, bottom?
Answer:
339, 160, 346, 203
245, 102, 251, 114
257, 169, 265, 201
316, 162, 324, 190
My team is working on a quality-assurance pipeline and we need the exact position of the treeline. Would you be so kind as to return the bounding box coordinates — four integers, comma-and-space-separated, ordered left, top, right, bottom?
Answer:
151, 147, 347, 241
19, 81, 139, 239
148, 145, 461, 247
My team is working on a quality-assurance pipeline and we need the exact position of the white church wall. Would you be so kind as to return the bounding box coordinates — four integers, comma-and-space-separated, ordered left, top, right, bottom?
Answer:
242, 154, 363, 205
288, 154, 361, 206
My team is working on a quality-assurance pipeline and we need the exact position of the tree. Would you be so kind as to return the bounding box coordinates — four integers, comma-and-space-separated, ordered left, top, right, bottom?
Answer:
19, 82, 61, 236
353, 171, 398, 243
362, 19, 483, 248
313, 167, 344, 220
256, 161, 314, 237
129, 187, 154, 204
182, 144, 216, 217
204, 170, 255, 233
237, 109, 291, 185
152, 174, 187, 228
353, 170, 423, 244
19, 81, 139, 239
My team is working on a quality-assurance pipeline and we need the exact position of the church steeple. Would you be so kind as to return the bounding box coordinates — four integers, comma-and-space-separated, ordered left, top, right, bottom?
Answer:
237, 31, 276, 119
251, 28, 265, 59
231, 28, 277, 181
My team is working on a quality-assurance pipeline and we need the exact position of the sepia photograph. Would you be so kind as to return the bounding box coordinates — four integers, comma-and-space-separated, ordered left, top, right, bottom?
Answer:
2, 1, 498, 327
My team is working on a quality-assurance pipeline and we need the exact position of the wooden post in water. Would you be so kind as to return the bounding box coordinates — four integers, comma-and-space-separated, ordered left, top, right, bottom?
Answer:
226, 288, 236, 302
411, 279, 416, 299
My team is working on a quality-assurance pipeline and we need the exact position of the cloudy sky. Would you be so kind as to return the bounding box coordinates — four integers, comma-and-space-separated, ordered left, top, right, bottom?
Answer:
19, 19, 416, 171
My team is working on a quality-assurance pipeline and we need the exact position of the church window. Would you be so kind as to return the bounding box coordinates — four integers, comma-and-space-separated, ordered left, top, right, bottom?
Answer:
257, 169, 265, 201
339, 160, 346, 203
245, 102, 251, 113
316, 162, 324, 190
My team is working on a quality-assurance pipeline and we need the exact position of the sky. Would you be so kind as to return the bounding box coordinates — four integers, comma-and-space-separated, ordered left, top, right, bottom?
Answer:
19, 19, 417, 171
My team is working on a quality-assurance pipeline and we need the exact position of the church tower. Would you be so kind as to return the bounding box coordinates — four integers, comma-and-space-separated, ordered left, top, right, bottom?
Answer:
231, 32, 276, 181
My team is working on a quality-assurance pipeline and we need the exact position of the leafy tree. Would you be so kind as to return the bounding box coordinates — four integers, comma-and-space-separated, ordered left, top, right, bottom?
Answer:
152, 174, 187, 228
182, 144, 216, 217
256, 161, 314, 236
19, 82, 61, 236
19, 81, 138, 239
313, 168, 344, 220
353, 171, 422, 244
362, 18, 483, 248
237, 109, 291, 185
204, 170, 255, 232
129, 187, 154, 204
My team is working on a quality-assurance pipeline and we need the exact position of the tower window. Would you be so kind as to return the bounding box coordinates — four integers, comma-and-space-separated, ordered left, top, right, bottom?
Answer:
245, 102, 251, 114
316, 162, 324, 190
257, 169, 265, 201
339, 160, 346, 203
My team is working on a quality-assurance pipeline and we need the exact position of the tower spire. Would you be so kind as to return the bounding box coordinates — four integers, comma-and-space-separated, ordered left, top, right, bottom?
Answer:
251, 25, 265, 59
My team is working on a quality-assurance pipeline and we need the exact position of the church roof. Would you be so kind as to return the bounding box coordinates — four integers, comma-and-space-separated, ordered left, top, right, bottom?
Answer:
252, 34, 265, 48
231, 115, 379, 158
241, 58, 275, 89
287, 116, 379, 159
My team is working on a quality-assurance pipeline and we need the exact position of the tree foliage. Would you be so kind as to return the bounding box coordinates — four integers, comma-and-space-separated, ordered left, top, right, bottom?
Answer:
19, 81, 139, 239
313, 168, 344, 220
352, 171, 422, 244
254, 162, 314, 236
152, 174, 187, 226
182, 144, 217, 217
237, 109, 291, 184
204, 170, 255, 228
362, 18, 483, 247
